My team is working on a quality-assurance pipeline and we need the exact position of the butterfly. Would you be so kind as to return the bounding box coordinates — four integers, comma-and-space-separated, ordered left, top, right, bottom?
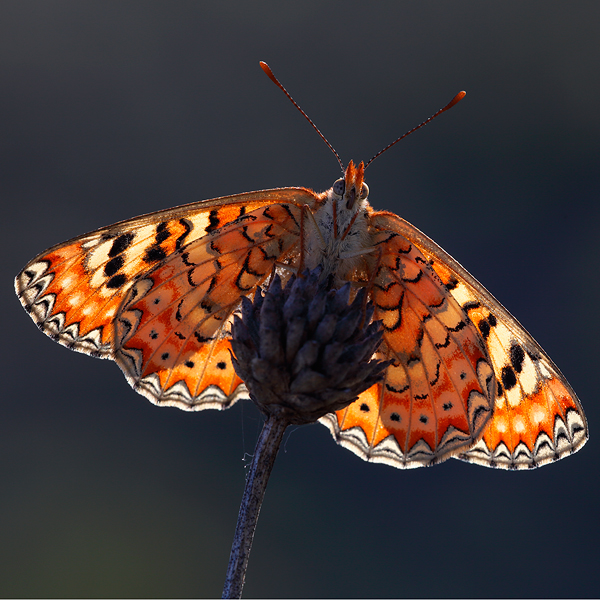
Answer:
15, 63, 587, 470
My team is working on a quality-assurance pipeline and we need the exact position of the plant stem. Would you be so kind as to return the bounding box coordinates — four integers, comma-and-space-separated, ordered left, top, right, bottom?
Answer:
222, 414, 288, 599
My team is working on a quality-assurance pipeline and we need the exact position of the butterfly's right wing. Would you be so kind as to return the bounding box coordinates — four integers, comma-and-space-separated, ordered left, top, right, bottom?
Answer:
374, 212, 588, 469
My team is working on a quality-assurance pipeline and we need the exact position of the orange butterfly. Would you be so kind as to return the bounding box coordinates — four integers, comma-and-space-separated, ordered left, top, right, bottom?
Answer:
15, 63, 587, 470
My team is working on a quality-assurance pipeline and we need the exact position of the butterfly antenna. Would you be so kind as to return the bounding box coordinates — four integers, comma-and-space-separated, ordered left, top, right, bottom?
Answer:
260, 61, 344, 173
365, 91, 466, 169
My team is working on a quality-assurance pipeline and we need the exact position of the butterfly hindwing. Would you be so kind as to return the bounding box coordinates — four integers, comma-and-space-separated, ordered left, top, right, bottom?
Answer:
321, 215, 495, 468
373, 212, 588, 469
114, 200, 307, 410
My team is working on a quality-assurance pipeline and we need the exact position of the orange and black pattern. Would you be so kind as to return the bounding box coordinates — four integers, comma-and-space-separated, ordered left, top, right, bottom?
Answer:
16, 164, 587, 470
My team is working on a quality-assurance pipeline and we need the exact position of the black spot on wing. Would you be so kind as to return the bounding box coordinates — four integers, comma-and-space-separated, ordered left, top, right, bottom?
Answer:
109, 233, 134, 257
429, 296, 446, 309
235, 252, 263, 291
415, 328, 424, 348
386, 383, 409, 394
155, 222, 170, 244
176, 219, 193, 250
104, 255, 124, 277
280, 204, 300, 229
390, 412, 401, 422
207, 276, 217, 294
510, 343, 525, 373
435, 334, 450, 349
445, 276, 459, 291
175, 299, 184, 322
403, 269, 423, 284
194, 332, 212, 343
448, 320, 466, 333
478, 319, 491, 339
241, 226, 254, 243
374, 232, 398, 246
463, 301, 481, 311
106, 273, 127, 289
144, 246, 167, 263
22, 269, 37, 284
501, 366, 517, 391
429, 362, 441, 386
187, 269, 197, 288
206, 210, 220, 233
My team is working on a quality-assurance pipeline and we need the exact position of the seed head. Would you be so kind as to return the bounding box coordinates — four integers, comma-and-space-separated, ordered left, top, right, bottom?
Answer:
230, 269, 388, 425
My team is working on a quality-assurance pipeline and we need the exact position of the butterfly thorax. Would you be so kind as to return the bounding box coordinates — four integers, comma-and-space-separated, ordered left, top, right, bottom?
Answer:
303, 160, 373, 284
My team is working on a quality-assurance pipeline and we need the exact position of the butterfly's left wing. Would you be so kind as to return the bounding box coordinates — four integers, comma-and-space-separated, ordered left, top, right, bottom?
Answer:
113, 198, 311, 410
15, 188, 317, 410
373, 211, 588, 469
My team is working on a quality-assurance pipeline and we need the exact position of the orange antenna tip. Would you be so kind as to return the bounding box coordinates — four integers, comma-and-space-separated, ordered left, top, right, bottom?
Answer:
259, 61, 276, 82
449, 91, 467, 107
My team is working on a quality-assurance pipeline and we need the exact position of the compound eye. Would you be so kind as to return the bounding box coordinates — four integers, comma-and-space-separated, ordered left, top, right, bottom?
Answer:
359, 183, 369, 199
333, 178, 345, 196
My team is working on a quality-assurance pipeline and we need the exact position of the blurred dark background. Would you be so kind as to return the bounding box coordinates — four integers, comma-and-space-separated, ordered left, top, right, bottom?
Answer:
2, 1, 599, 597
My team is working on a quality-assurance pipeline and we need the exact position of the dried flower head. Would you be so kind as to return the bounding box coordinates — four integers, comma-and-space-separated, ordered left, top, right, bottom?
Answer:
230, 269, 388, 425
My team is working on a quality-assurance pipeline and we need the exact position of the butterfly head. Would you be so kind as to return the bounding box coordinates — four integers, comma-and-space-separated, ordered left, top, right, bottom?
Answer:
332, 160, 369, 210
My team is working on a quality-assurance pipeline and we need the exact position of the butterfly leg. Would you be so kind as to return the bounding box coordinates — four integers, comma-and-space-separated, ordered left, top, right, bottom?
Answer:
339, 210, 360, 242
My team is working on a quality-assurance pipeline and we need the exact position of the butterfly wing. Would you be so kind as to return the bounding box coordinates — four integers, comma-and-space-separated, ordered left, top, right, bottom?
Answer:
321, 213, 496, 468
15, 188, 317, 409
113, 200, 308, 410
376, 211, 587, 469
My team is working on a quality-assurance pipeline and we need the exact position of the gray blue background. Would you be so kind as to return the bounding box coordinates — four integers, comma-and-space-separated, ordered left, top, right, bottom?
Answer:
2, 1, 599, 597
